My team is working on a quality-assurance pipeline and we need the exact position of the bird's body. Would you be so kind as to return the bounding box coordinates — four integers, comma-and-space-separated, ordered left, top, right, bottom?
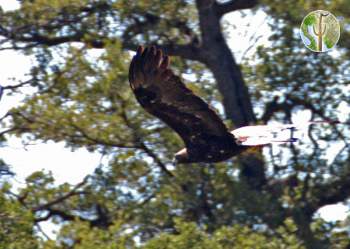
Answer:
129, 46, 244, 163
174, 133, 244, 163
128, 46, 341, 163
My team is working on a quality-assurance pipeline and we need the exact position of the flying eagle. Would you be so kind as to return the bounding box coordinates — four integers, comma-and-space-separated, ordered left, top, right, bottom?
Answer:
129, 46, 245, 164
128, 46, 343, 164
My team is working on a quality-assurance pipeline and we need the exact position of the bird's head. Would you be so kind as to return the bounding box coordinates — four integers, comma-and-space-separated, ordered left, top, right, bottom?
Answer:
174, 148, 190, 164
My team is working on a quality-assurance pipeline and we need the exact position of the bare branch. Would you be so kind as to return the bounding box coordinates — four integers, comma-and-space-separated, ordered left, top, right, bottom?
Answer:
35, 223, 52, 240
34, 208, 77, 223
139, 142, 174, 178
2, 79, 33, 91
260, 96, 292, 123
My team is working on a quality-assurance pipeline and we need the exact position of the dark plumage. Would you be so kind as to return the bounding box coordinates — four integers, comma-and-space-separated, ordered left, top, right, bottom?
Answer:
129, 46, 244, 163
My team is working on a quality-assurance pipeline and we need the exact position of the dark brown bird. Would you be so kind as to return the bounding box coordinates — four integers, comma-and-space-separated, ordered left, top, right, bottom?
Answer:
129, 46, 245, 163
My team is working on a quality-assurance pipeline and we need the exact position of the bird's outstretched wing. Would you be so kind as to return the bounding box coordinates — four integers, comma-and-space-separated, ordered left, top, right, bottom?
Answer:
129, 46, 233, 151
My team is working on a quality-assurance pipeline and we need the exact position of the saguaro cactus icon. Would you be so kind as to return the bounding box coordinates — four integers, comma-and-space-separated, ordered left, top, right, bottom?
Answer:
300, 10, 340, 52
312, 11, 329, 51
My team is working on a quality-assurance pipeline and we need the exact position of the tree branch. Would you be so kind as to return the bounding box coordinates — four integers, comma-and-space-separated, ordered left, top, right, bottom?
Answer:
2, 31, 106, 48
34, 208, 77, 223
121, 12, 201, 61
214, 0, 259, 17
139, 142, 174, 178
122, 42, 202, 61
32, 177, 89, 212
2, 79, 34, 91
311, 155, 350, 209
287, 95, 348, 145
260, 96, 292, 123
71, 123, 140, 149
0, 2, 112, 49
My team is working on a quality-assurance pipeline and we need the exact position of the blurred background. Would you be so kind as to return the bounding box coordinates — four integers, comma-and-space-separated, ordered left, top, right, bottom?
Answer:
0, 0, 349, 248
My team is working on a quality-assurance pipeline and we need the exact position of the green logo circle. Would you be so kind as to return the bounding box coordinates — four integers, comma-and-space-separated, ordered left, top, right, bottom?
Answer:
300, 10, 340, 52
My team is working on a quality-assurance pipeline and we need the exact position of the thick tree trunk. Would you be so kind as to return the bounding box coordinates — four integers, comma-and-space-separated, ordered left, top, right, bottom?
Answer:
196, 2, 256, 127
205, 45, 256, 127
195, 0, 266, 190
193, 8, 325, 249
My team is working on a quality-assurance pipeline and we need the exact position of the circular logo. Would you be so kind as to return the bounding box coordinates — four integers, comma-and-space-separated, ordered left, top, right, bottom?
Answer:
300, 10, 340, 52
